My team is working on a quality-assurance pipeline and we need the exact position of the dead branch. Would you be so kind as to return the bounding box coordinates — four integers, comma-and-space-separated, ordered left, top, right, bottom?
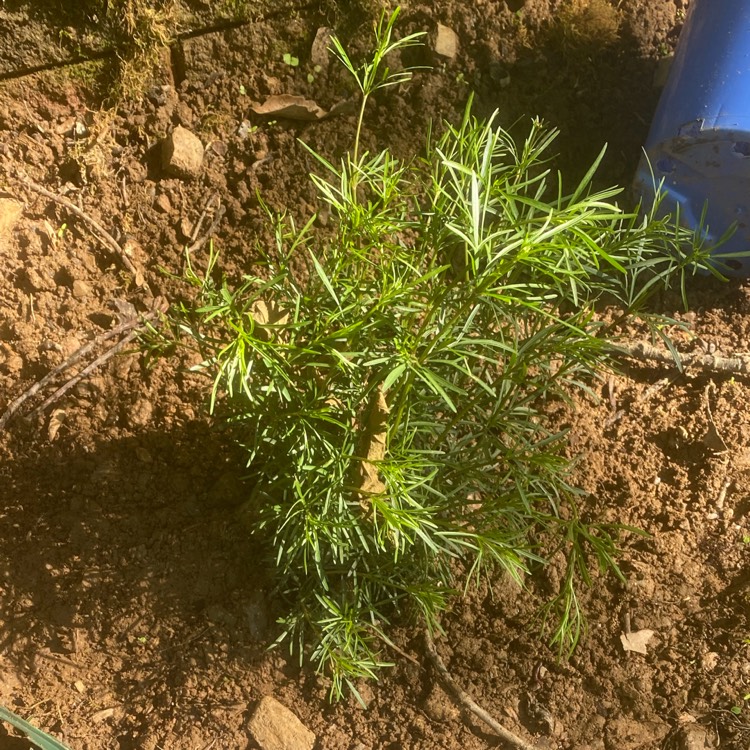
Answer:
0, 304, 165, 431
0, 316, 142, 430
613, 341, 750, 375
16, 171, 148, 288
188, 196, 226, 253
30, 329, 139, 417
424, 630, 540, 750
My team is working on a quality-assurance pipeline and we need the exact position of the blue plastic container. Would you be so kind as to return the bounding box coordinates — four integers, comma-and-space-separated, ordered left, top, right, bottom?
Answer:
633, 0, 750, 275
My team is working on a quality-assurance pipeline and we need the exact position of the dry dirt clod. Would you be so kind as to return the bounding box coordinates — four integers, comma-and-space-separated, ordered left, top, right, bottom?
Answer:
605, 717, 671, 750
247, 695, 315, 750
422, 683, 460, 723
0, 196, 23, 238
433, 23, 459, 61
72, 279, 92, 300
673, 722, 713, 750
161, 125, 204, 180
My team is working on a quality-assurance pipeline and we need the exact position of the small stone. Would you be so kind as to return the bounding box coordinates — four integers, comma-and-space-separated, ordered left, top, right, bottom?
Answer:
147, 84, 173, 107
310, 27, 334, 67
161, 125, 204, 180
72, 279, 92, 299
248, 696, 315, 750
0, 197, 23, 238
180, 217, 195, 240
154, 193, 172, 213
351, 682, 374, 710
237, 120, 254, 139
210, 140, 228, 157
433, 23, 459, 61
135, 447, 153, 463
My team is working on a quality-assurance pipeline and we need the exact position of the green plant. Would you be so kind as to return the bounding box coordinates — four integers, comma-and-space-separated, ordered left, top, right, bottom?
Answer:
328, 6, 425, 160
283, 52, 300, 67
164, 8, 725, 699
731, 694, 750, 716
0, 705, 71, 750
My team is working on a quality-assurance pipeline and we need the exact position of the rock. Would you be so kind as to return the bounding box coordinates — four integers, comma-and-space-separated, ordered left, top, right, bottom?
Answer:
247, 696, 315, 750
147, 84, 173, 107
161, 126, 204, 180
0, 197, 22, 238
72, 279, 92, 299
310, 27, 334, 67
433, 23, 459, 61
154, 193, 172, 213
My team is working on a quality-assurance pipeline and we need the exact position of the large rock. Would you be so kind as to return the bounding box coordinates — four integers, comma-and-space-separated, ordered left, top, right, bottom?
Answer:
247, 696, 315, 750
161, 126, 204, 180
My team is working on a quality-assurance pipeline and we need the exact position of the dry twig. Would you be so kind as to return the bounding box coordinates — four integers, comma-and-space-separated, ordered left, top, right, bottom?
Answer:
15, 170, 148, 288
0, 315, 143, 430
188, 194, 226, 253
0, 303, 165, 431
614, 341, 750, 375
424, 630, 539, 750
30, 329, 139, 417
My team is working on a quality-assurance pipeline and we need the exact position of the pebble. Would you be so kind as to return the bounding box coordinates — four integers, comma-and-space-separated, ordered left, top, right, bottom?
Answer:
154, 193, 173, 213
433, 23, 459, 61
161, 125, 204, 180
72, 279, 92, 299
247, 696, 315, 750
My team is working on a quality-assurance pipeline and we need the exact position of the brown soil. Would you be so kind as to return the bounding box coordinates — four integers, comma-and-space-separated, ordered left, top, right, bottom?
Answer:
0, 1, 748, 749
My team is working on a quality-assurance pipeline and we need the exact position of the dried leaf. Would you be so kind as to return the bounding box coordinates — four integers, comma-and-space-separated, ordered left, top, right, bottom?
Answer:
356, 386, 390, 498
48, 409, 66, 441
250, 299, 290, 340
702, 423, 727, 453
251, 95, 327, 121
620, 629, 655, 654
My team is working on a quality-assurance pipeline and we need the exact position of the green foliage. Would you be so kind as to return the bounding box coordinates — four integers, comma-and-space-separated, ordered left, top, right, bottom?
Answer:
164, 8, 720, 698
0, 705, 71, 750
